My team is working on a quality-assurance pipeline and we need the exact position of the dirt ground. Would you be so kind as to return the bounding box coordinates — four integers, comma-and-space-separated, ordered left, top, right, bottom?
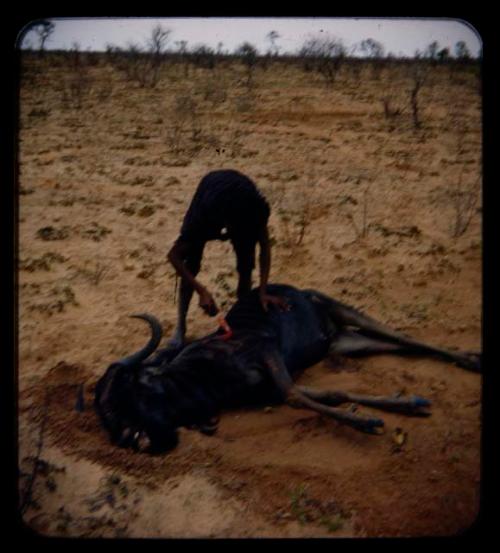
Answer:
17, 53, 482, 538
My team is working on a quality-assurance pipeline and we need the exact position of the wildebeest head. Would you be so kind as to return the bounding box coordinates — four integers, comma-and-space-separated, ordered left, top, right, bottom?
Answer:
94, 314, 180, 454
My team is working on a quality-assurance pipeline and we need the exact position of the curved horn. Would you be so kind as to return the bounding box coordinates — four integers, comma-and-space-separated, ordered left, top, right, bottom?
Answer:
114, 313, 163, 368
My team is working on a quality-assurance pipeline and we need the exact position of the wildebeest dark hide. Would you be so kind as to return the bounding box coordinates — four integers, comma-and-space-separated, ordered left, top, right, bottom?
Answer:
94, 284, 480, 454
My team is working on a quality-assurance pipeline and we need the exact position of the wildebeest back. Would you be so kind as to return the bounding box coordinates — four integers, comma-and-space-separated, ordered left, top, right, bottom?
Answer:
225, 284, 333, 377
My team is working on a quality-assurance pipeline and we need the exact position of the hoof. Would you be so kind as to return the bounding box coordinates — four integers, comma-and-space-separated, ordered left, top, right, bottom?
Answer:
406, 395, 432, 416
461, 353, 481, 373
410, 395, 432, 408
351, 416, 385, 435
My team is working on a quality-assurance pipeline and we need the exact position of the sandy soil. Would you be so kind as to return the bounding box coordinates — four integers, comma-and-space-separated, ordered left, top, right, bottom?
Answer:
17, 53, 482, 538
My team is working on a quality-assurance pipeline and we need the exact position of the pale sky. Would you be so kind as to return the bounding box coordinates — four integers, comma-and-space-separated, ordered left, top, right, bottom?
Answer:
18, 17, 482, 58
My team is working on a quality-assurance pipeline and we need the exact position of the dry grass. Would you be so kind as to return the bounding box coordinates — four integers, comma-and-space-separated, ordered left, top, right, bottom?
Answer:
17, 53, 481, 538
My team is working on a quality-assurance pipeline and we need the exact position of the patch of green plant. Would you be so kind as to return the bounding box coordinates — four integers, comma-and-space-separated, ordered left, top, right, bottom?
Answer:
29, 284, 79, 315
36, 226, 70, 241
320, 514, 344, 533
20, 252, 66, 272
80, 222, 112, 242
289, 484, 310, 524
288, 483, 350, 532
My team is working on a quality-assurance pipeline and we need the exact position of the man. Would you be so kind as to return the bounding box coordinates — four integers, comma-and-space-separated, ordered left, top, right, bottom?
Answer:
167, 169, 286, 347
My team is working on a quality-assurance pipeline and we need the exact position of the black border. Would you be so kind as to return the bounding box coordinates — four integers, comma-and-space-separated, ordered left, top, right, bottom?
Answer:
6, 11, 496, 545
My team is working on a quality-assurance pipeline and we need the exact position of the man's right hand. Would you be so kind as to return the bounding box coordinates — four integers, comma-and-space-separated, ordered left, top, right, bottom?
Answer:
198, 288, 219, 317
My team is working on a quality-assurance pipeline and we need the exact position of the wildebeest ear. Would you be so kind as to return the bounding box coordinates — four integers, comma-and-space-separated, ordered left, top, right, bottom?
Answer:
75, 383, 85, 412
94, 364, 122, 408
94, 364, 127, 437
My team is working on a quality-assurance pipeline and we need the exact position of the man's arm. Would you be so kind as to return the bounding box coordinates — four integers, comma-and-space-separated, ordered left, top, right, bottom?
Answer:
257, 225, 271, 294
167, 239, 218, 316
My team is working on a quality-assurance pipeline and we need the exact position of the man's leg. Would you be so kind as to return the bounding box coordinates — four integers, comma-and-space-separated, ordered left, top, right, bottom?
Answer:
233, 239, 255, 300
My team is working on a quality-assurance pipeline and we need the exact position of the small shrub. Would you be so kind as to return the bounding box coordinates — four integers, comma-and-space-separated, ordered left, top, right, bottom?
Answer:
234, 91, 256, 113
36, 226, 70, 241
450, 177, 480, 238
28, 108, 50, 118
70, 261, 109, 286
80, 223, 111, 242
137, 205, 156, 218
20, 252, 66, 272
199, 76, 228, 107
288, 484, 350, 532
61, 71, 92, 110
29, 285, 79, 315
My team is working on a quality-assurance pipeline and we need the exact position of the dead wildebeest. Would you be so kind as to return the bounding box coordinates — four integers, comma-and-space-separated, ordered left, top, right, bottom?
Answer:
94, 284, 480, 454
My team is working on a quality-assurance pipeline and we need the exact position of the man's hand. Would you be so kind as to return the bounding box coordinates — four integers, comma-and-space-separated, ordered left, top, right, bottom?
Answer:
198, 288, 219, 317
259, 292, 290, 312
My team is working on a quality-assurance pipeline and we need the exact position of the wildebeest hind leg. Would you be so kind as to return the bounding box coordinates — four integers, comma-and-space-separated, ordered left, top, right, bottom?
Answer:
306, 290, 480, 372
329, 330, 406, 357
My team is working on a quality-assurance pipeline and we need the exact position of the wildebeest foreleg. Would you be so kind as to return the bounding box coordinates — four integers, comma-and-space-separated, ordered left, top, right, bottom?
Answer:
296, 386, 431, 416
263, 351, 385, 434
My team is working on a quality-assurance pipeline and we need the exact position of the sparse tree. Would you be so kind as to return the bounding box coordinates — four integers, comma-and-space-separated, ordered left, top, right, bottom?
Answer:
69, 42, 81, 70
437, 47, 450, 62
113, 24, 171, 88
358, 38, 385, 79
358, 38, 385, 59
454, 40, 471, 60
147, 24, 171, 86
424, 41, 440, 61
299, 35, 347, 88
126, 42, 149, 86
63, 70, 92, 110
148, 24, 171, 58
166, 93, 202, 156
175, 40, 188, 54
175, 40, 189, 76
381, 93, 403, 122
61, 41, 93, 109
34, 19, 55, 56
409, 64, 428, 129
450, 175, 480, 237
105, 43, 119, 63
266, 30, 281, 56
191, 44, 216, 69
235, 42, 259, 88
448, 117, 481, 237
